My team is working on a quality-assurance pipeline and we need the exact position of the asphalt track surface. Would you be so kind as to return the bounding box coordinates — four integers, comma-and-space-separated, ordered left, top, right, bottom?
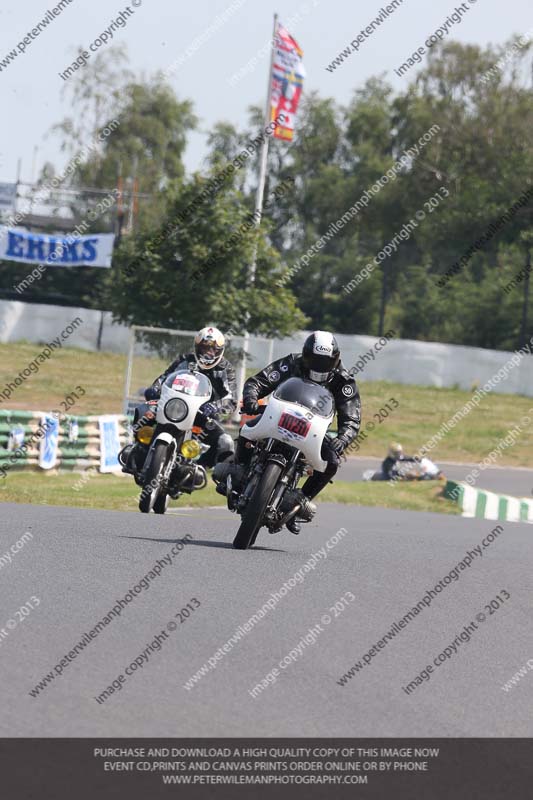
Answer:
340, 457, 533, 496
1, 500, 532, 738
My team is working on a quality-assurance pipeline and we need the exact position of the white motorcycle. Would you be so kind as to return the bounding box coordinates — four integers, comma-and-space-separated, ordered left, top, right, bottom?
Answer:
214, 377, 334, 549
124, 366, 215, 513
362, 456, 443, 482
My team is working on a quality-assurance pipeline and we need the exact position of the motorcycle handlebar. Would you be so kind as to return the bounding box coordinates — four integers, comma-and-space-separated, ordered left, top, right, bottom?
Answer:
239, 404, 266, 416
199, 414, 223, 432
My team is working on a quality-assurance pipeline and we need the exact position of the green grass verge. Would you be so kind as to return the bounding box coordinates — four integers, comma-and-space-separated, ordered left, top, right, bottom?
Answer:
322, 478, 459, 515
356, 379, 533, 466
0, 341, 128, 416
1, 341, 532, 465
0, 471, 458, 516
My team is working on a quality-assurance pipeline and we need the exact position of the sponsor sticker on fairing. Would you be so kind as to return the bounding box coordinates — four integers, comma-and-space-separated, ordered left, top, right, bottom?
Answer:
172, 375, 200, 394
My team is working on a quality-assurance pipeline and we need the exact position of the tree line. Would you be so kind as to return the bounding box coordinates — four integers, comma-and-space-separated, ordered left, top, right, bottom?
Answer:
1, 38, 532, 349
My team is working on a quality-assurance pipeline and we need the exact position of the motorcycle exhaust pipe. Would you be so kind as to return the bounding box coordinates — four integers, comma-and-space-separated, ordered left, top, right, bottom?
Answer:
191, 464, 208, 490
277, 503, 302, 528
170, 463, 207, 495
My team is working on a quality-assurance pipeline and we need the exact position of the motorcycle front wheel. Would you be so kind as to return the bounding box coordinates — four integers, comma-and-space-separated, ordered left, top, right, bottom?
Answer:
153, 492, 169, 514
233, 462, 282, 550
139, 440, 169, 513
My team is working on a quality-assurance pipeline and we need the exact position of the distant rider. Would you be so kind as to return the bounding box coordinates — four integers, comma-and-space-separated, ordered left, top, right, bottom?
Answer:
380, 443, 443, 481
146, 326, 236, 467
381, 443, 416, 480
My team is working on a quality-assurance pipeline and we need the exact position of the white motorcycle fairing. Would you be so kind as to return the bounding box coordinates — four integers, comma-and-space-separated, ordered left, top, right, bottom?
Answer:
241, 394, 333, 472
155, 370, 212, 432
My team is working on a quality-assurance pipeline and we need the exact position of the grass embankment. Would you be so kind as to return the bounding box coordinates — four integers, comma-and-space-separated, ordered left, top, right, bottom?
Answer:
0, 340, 529, 515
0, 341, 532, 465
0, 472, 458, 516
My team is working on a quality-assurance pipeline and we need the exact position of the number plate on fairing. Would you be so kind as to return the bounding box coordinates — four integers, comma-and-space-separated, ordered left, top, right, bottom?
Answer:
278, 411, 311, 439
172, 375, 200, 394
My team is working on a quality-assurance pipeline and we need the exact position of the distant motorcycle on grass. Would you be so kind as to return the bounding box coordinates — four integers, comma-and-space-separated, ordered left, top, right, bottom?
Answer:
363, 456, 444, 482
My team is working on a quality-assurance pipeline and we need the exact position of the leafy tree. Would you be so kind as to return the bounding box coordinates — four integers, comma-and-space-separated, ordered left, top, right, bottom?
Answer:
0, 48, 198, 309
106, 174, 307, 335
4, 36, 533, 350
52, 48, 197, 229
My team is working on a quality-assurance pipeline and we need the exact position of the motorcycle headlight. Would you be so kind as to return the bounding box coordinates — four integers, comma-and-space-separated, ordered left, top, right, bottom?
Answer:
164, 397, 189, 422
180, 439, 201, 459
135, 425, 154, 445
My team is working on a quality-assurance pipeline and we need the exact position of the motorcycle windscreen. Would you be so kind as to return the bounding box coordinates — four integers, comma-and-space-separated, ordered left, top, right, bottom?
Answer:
163, 370, 212, 397
273, 378, 334, 418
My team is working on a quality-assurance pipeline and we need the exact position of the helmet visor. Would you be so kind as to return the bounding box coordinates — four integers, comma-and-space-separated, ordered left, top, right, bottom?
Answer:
308, 369, 330, 384
195, 340, 224, 367
302, 351, 339, 383
198, 342, 217, 359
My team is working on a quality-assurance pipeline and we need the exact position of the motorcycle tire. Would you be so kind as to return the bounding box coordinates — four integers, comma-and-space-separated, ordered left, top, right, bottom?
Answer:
139, 441, 168, 513
233, 461, 282, 550
153, 492, 169, 514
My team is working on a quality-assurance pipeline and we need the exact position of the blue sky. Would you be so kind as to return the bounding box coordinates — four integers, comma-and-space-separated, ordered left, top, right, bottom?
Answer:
0, 0, 531, 185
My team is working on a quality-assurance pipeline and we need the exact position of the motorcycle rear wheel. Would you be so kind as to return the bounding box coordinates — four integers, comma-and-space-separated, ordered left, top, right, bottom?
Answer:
233, 462, 282, 550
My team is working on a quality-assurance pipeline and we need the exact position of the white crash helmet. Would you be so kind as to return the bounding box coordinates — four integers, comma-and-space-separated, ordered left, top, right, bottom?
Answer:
194, 326, 225, 370
388, 442, 403, 459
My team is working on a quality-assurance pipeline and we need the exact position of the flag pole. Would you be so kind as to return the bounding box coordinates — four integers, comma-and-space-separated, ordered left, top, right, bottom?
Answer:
250, 11, 278, 278
233, 12, 278, 420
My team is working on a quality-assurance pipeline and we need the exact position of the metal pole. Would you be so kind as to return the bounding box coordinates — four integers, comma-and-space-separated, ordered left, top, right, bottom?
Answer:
267, 337, 274, 365
519, 246, 531, 350
96, 310, 105, 351
233, 13, 278, 420
378, 260, 387, 337
122, 327, 136, 414
250, 13, 278, 276
31, 146, 38, 183
14, 158, 22, 216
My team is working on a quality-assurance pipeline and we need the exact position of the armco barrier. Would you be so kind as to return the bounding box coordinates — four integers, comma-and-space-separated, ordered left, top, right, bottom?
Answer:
444, 480, 533, 524
2, 299, 533, 396
0, 410, 129, 473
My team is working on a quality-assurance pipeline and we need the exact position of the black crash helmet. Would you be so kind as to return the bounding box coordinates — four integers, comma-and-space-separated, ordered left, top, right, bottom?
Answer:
301, 331, 340, 383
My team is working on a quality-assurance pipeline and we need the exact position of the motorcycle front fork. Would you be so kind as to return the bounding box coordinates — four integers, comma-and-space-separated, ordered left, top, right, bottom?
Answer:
268, 450, 302, 513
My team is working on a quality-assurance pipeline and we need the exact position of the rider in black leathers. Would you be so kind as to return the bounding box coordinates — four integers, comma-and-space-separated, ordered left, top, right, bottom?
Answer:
233, 331, 361, 532
147, 327, 236, 467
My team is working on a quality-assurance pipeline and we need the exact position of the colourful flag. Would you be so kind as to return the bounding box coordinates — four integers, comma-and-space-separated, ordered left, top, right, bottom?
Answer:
270, 21, 305, 142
